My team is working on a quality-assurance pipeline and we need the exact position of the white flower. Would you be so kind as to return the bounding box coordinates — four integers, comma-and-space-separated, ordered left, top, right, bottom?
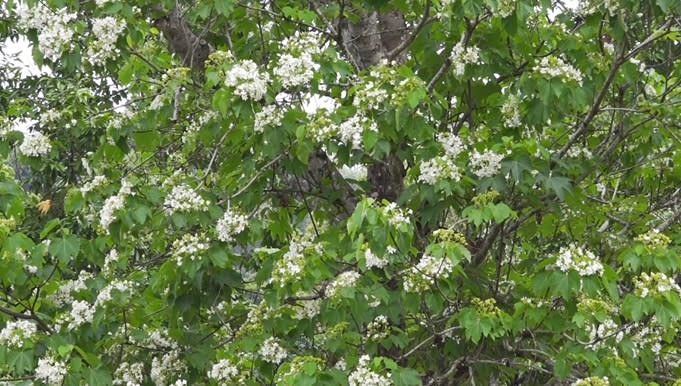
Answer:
274, 53, 319, 88
437, 132, 465, 158
18, 130, 51, 157
35, 356, 68, 386
382, 202, 412, 227
207, 359, 239, 383
535, 56, 583, 85
259, 337, 287, 364
151, 350, 185, 386
95, 279, 134, 307
17, 4, 76, 61
326, 270, 361, 298
404, 255, 454, 292
554, 244, 604, 276
450, 40, 481, 77
80, 175, 108, 194
418, 156, 461, 185
501, 95, 522, 128
271, 231, 316, 287
292, 298, 322, 319
100, 180, 133, 231
87, 17, 126, 65
254, 105, 284, 133
163, 184, 209, 215
113, 362, 144, 386
469, 149, 504, 178
348, 355, 392, 386
67, 300, 95, 329
339, 114, 377, 149
216, 208, 248, 243
494, 0, 516, 18
225, 60, 269, 101
634, 272, 681, 298
172, 233, 210, 265
338, 164, 368, 181
365, 249, 388, 269
0, 320, 37, 348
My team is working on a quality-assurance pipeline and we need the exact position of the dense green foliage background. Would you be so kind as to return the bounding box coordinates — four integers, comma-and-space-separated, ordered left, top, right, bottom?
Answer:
1, 0, 681, 384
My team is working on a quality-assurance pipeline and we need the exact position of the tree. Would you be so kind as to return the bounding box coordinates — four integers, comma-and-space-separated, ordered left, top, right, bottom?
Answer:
0, 0, 680, 384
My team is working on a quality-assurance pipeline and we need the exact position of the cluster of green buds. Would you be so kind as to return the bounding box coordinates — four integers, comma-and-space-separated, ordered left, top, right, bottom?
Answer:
577, 297, 617, 315
433, 228, 467, 244
635, 229, 671, 250
472, 297, 501, 317
472, 190, 500, 207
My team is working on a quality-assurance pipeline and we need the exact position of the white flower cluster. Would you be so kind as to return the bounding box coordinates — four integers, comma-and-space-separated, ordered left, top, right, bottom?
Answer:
113, 362, 145, 386
352, 63, 398, 111
382, 202, 412, 227
80, 175, 108, 194
207, 359, 239, 383
225, 60, 269, 101
347, 355, 392, 386
326, 270, 361, 299
364, 248, 388, 269
216, 208, 248, 243
254, 105, 284, 133
418, 156, 461, 185
100, 179, 133, 231
494, 0, 516, 18
151, 350, 185, 386
18, 130, 51, 157
306, 113, 339, 143
271, 231, 316, 287
280, 31, 323, 56
259, 337, 287, 364
554, 244, 604, 276
634, 272, 681, 298
48, 271, 91, 307
163, 184, 209, 215
103, 248, 121, 273
339, 114, 377, 149
501, 95, 522, 128
56, 300, 95, 330
17, 3, 76, 61
274, 53, 319, 88
584, 318, 619, 350
565, 146, 593, 159
450, 40, 481, 77
628, 316, 665, 356
0, 320, 37, 348
35, 356, 68, 386
403, 255, 454, 292
470, 149, 504, 178
338, 164, 368, 181
95, 279, 134, 307
185, 111, 217, 143
366, 315, 391, 341
172, 233, 210, 265
292, 298, 322, 320
437, 132, 465, 158
87, 17, 126, 66
535, 56, 584, 85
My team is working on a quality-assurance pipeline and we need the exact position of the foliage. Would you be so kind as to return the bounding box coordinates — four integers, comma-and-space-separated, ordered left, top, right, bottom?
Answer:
0, 0, 680, 385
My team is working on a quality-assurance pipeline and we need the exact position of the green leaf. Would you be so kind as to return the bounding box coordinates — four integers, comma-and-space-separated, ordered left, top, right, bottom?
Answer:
393, 367, 422, 386
622, 294, 646, 321
49, 234, 81, 264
